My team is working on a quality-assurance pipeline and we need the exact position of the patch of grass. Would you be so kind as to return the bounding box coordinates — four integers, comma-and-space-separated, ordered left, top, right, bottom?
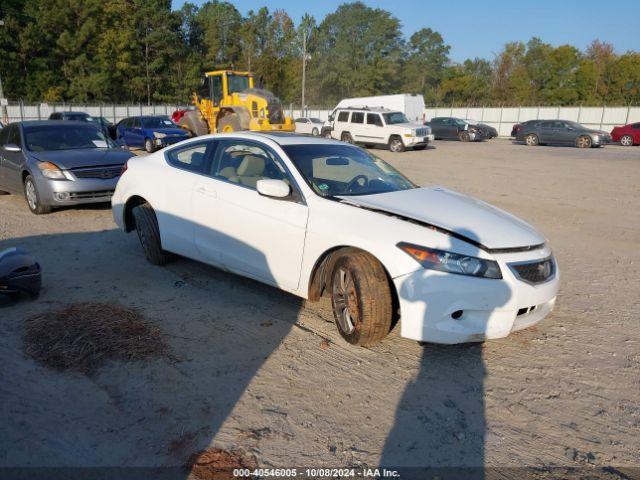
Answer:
24, 302, 168, 375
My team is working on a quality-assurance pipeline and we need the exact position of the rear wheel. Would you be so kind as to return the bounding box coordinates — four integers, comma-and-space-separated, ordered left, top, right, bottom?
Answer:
144, 138, 156, 153
23, 175, 51, 215
620, 135, 633, 146
341, 132, 353, 144
388, 136, 405, 152
330, 250, 393, 346
576, 135, 592, 148
132, 203, 172, 265
525, 133, 539, 146
217, 113, 242, 133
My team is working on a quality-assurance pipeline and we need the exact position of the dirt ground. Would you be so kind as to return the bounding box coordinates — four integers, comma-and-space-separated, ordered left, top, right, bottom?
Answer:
1, 139, 639, 477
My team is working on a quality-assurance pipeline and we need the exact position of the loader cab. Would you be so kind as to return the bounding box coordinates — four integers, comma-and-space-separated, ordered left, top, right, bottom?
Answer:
199, 71, 254, 106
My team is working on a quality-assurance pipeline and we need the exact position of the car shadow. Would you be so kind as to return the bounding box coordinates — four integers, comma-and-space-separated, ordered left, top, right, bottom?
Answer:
0, 221, 303, 479
379, 229, 513, 479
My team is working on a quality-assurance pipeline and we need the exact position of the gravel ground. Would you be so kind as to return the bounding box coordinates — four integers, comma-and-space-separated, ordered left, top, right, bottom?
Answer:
0, 138, 638, 477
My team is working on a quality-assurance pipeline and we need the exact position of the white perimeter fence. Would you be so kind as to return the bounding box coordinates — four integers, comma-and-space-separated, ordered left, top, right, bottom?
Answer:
290, 105, 640, 137
4, 102, 640, 137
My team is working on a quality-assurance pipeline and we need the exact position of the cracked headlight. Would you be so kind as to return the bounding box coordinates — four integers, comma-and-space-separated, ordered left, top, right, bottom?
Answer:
398, 242, 502, 279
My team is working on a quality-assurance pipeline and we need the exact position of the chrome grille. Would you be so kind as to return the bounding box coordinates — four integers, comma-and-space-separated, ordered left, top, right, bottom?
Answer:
509, 257, 555, 285
72, 165, 123, 180
416, 128, 427, 137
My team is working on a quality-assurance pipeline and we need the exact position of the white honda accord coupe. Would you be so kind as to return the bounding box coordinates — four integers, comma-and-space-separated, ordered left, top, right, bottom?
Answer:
112, 132, 559, 346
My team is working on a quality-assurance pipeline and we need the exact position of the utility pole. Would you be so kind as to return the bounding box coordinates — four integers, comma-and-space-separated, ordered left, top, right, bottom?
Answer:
300, 15, 313, 116
0, 18, 7, 124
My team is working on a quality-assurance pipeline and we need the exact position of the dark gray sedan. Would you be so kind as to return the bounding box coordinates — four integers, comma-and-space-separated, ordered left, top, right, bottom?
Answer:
516, 120, 612, 148
0, 121, 134, 214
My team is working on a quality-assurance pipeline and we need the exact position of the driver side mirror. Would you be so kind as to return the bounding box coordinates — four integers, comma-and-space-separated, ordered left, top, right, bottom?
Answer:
256, 179, 291, 199
3, 144, 21, 153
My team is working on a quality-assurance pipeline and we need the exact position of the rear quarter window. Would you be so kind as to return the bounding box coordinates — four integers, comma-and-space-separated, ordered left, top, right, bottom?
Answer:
166, 141, 214, 173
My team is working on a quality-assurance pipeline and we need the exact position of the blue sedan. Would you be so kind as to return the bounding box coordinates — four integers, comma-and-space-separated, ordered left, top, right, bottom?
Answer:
116, 116, 191, 153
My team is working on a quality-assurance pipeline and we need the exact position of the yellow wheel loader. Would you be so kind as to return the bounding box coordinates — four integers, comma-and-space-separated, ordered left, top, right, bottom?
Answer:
177, 70, 295, 135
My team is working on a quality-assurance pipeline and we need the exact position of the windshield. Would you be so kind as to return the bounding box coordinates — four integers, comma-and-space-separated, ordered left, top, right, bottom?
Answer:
142, 117, 177, 129
565, 121, 584, 129
66, 113, 91, 122
283, 144, 416, 197
310, 118, 322, 123
227, 74, 250, 94
24, 124, 113, 151
382, 112, 409, 125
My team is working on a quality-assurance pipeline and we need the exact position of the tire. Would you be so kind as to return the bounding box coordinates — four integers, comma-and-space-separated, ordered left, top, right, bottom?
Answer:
524, 133, 539, 146
23, 175, 51, 215
620, 135, 633, 146
364, 144, 376, 149
312, 127, 319, 136
458, 131, 471, 142
576, 135, 592, 148
330, 250, 393, 347
144, 138, 156, 153
413, 145, 427, 150
341, 132, 353, 144
322, 129, 332, 139
388, 136, 405, 152
179, 110, 209, 137
132, 203, 172, 265
217, 113, 242, 133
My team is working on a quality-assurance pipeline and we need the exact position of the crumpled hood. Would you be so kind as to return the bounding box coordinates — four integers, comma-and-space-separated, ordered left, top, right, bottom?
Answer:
31, 148, 133, 170
337, 186, 545, 250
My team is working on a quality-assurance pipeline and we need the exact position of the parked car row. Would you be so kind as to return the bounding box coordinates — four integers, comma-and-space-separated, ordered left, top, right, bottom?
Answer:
511, 119, 639, 148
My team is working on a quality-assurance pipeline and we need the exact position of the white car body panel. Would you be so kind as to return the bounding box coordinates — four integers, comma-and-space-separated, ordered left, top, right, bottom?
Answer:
112, 132, 559, 344
332, 94, 425, 123
294, 118, 322, 136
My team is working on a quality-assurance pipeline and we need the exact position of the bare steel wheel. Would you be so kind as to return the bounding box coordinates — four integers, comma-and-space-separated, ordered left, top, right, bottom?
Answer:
330, 250, 393, 346
576, 135, 592, 148
525, 133, 539, 146
620, 135, 633, 146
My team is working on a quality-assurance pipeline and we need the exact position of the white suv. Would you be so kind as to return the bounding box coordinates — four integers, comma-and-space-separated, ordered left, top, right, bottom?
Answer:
325, 107, 434, 152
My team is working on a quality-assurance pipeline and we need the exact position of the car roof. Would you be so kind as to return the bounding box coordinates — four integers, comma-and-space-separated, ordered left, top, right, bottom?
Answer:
56, 111, 90, 116
16, 120, 98, 127
335, 106, 398, 113
187, 131, 346, 147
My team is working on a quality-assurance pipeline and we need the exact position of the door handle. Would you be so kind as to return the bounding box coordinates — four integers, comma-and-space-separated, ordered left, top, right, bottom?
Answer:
196, 186, 217, 198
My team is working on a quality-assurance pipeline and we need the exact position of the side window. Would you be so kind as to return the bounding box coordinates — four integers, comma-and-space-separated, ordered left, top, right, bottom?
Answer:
295, 118, 306, 124
166, 141, 213, 173
211, 141, 289, 190
0, 126, 10, 145
633, 123, 640, 129
212, 75, 223, 105
7, 125, 21, 146
553, 121, 566, 129
351, 112, 364, 124
50, 113, 60, 120
133, 118, 141, 128
366, 113, 382, 126
337, 111, 349, 122
540, 121, 553, 128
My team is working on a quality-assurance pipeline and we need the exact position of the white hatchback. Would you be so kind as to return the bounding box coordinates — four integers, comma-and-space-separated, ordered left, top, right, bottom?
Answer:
112, 133, 559, 346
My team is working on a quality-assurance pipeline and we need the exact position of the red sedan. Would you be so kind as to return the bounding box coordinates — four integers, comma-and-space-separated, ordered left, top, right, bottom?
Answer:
611, 122, 640, 146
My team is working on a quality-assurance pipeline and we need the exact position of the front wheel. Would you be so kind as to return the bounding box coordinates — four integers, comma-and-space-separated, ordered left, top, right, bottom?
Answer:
525, 133, 539, 146
23, 175, 51, 215
330, 250, 393, 347
132, 203, 172, 265
322, 129, 332, 139
620, 135, 633, 146
341, 132, 353, 144
144, 138, 156, 153
388, 136, 405, 152
576, 135, 592, 148
458, 131, 471, 142
312, 127, 319, 136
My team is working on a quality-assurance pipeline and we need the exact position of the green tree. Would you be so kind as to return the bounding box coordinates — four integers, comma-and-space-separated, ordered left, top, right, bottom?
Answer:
403, 28, 450, 104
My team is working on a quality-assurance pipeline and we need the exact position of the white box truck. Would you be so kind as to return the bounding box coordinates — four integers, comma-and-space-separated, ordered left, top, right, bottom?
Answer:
330, 94, 425, 123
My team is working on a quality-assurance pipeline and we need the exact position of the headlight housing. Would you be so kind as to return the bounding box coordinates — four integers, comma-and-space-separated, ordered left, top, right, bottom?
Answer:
153, 132, 167, 139
37, 161, 67, 180
398, 242, 502, 279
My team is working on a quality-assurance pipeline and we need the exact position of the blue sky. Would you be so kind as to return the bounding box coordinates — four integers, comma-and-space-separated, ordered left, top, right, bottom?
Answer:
172, 0, 640, 62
